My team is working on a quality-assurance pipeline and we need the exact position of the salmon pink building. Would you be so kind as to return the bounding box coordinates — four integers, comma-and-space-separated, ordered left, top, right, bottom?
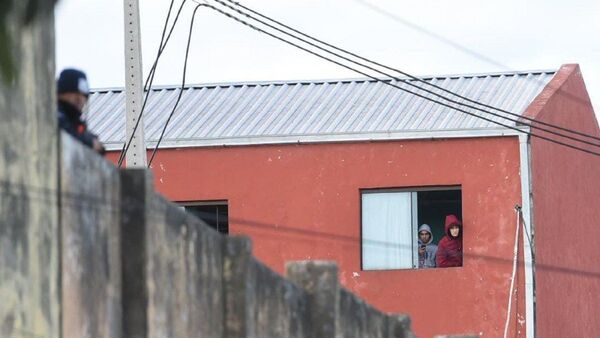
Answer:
90, 64, 600, 338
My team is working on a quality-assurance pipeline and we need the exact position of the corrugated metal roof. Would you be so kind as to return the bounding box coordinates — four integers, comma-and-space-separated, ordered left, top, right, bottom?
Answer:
87, 70, 556, 149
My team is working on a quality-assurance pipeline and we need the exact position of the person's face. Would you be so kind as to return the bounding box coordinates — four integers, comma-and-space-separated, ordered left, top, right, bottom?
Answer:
419, 231, 431, 243
60, 92, 88, 112
449, 225, 460, 237
73, 93, 89, 111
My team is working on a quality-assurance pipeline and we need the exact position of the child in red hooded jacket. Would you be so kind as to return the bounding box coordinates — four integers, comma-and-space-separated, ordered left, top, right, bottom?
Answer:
436, 214, 463, 268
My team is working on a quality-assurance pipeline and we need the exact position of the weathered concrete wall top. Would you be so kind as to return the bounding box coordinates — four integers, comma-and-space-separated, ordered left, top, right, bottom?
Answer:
60, 134, 122, 338
251, 260, 308, 338
223, 236, 309, 338
146, 193, 224, 338
337, 288, 389, 338
286, 261, 416, 338
0, 4, 59, 338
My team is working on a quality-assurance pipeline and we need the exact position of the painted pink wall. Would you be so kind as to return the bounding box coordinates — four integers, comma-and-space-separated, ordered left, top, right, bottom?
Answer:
525, 64, 600, 338
125, 136, 528, 338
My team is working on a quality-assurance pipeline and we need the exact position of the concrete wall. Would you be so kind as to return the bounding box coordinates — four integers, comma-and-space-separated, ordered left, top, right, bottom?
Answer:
223, 237, 308, 337
524, 64, 600, 338
117, 168, 414, 338
286, 261, 414, 338
145, 194, 224, 338
0, 4, 59, 338
337, 288, 390, 338
118, 168, 226, 338
60, 135, 122, 338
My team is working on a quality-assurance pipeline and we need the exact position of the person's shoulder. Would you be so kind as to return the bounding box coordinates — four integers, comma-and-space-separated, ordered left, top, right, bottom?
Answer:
437, 236, 449, 246
428, 243, 438, 252
57, 111, 71, 128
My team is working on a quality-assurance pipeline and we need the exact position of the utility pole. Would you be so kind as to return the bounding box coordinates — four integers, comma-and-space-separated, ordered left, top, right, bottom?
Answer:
123, 0, 147, 167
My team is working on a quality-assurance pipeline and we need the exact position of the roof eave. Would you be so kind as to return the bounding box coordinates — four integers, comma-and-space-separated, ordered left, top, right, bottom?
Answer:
103, 126, 530, 151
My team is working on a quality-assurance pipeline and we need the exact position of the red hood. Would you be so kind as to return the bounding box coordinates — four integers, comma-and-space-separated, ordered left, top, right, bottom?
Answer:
444, 214, 462, 235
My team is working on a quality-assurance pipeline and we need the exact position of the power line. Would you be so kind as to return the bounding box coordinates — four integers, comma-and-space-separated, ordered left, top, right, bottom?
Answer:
3, 179, 600, 278
350, 0, 593, 110
147, 3, 205, 168
216, 0, 600, 147
351, 0, 509, 70
193, 2, 600, 157
131, 0, 600, 164
117, 0, 189, 167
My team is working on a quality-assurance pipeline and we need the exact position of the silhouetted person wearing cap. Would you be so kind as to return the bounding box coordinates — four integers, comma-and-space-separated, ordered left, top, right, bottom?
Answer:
57, 68, 105, 154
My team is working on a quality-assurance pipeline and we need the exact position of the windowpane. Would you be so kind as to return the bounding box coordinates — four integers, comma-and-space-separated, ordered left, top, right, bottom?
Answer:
362, 192, 413, 270
183, 203, 229, 234
417, 189, 462, 244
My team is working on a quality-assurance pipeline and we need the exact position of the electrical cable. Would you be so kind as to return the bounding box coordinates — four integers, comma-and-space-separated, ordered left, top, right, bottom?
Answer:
147, 3, 205, 168
231, 0, 598, 142
503, 208, 521, 338
117, 0, 176, 167
522, 213, 534, 255
116, 0, 600, 165
193, 2, 600, 157
515, 205, 535, 264
217, 0, 600, 147
117, 0, 189, 167
352, 0, 505, 70
351, 0, 592, 110
5, 179, 600, 279
519, 209, 537, 337
117, 0, 179, 166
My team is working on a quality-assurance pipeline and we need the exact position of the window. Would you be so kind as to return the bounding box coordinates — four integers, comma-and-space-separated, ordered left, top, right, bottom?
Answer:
361, 187, 461, 270
182, 201, 229, 234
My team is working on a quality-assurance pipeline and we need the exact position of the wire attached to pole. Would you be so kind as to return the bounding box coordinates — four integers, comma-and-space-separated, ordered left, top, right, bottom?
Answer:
118, 0, 189, 167
220, 0, 600, 145
196, 2, 600, 157
147, 3, 205, 168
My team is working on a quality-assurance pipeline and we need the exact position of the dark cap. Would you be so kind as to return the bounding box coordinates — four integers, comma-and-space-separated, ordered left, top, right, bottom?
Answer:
57, 68, 90, 96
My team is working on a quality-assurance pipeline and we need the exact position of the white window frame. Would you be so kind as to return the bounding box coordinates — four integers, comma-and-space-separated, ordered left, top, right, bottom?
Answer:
360, 186, 460, 271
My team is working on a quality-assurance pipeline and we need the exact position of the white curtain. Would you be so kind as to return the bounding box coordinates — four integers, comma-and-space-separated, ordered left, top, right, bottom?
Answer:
362, 192, 413, 270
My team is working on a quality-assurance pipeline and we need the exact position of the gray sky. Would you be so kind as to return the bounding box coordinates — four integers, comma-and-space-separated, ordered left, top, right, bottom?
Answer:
55, 0, 599, 118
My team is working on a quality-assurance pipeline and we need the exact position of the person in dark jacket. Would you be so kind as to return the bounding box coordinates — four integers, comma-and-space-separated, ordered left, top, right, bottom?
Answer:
436, 214, 463, 268
57, 68, 105, 154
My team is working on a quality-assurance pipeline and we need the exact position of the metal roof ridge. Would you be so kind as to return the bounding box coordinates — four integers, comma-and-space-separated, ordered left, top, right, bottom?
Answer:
89, 68, 558, 93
